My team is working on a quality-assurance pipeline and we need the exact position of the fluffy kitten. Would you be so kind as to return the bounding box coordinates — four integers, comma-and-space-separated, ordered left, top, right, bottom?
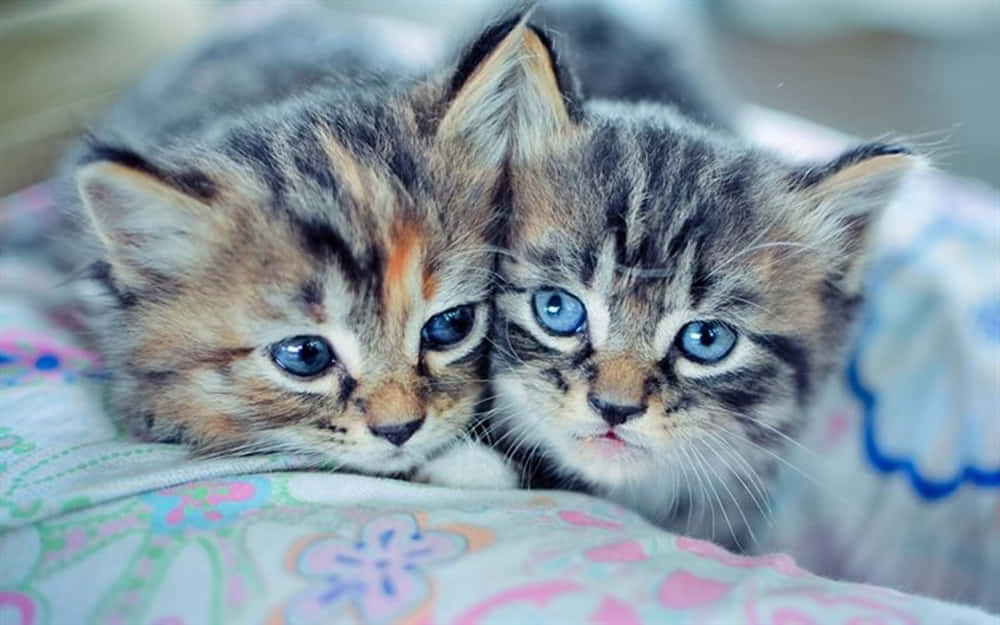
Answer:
431, 13, 920, 548
61, 13, 534, 476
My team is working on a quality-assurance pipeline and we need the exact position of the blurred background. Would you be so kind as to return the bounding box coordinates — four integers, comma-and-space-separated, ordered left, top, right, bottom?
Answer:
1, 0, 998, 196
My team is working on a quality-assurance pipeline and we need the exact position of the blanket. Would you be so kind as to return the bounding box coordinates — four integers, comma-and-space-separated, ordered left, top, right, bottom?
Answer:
1, 102, 997, 625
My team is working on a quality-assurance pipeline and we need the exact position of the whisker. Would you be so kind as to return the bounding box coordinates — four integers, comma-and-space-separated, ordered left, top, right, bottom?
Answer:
701, 428, 774, 524
691, 443, 742, 549
713, 425, 848, 507
695, 437, 758, 547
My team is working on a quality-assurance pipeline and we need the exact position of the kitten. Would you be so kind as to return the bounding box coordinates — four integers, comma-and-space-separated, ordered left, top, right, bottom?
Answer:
427, 13, 920, 548
60, 13, 536, 477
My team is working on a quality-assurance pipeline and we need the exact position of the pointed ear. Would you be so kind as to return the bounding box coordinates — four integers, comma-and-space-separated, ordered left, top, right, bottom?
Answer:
438, 12, 581, 165
790, 143, 923, 293
77, 152, 220, 290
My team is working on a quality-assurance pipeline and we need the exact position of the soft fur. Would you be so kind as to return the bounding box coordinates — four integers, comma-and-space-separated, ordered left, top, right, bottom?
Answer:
452, 10, 921, 549
61, 13, 532, 476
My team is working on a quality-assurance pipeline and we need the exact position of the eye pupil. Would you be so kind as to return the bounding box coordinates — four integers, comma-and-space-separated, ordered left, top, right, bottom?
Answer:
300, 341, 322, 363
545, 294, 563, 316
700, 327, 716, 346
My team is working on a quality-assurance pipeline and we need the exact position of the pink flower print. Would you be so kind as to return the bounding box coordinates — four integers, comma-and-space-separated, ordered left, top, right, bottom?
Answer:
557, 510, 624, 530
585, 540, 647, 563
0, 590, 39, 625
284, 514, 465, 625
744, 586, 919, 625
142, 477, 271, 533
659, 571, 732, 609
676, 536, 808, 577
0, 331, 104, 385
556, 501, 629, 531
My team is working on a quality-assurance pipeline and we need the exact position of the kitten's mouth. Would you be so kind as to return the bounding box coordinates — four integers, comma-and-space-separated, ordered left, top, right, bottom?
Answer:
575, 429, 644, 454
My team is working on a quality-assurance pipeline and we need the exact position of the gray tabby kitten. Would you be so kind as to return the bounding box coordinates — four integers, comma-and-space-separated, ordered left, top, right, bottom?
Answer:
427, 9, 920, 550
58, 12, 540, 477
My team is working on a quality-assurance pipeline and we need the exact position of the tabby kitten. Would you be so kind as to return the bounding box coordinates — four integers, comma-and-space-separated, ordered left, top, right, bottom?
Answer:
440, 15, 920, 547
63, 13, 535, 476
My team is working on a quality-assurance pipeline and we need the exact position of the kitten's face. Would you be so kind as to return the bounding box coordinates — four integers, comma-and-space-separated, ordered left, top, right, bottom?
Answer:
495, 114, 801, 486
494, 107, 915, 495
78, 78, 503, 474
456, 20, 918, 500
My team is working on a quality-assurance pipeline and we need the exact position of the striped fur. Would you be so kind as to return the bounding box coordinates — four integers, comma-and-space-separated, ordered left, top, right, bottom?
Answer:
64, 13, 519, 476
479, 13, 921, 549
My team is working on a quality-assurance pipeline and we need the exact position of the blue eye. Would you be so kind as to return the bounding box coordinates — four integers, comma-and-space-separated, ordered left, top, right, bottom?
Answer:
532, 288, 587, 336
422, 305, 476, 349
271, 335, 335, 377
676, 321, 737, 364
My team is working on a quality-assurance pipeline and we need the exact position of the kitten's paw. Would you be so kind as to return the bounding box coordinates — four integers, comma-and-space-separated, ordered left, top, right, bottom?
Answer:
414, 442, 519, 490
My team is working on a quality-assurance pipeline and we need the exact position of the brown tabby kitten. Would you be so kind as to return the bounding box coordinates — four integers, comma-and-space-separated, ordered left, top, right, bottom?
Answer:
63, 14, 537, 476
433, 14, 921, 548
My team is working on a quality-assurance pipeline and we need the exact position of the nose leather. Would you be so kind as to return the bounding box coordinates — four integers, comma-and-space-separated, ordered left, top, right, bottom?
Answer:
588, 394, 645, 426
369, 419, 424, 446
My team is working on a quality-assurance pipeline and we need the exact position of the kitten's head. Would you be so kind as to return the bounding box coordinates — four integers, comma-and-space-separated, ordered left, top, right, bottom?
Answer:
75, 26, 528, 475
471, 20, 920, 494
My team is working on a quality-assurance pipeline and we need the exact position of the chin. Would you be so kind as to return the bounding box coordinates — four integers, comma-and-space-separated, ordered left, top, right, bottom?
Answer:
340, 447, 426, 475
554, 432, 658, 490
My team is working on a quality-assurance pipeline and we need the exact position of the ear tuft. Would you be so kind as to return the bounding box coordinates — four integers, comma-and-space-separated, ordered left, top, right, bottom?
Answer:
81, 141, 219, 202
788, 142, 916, 191
438, 10, 581, 165
77, 158, 217, 290
447, 12, 526, 98
790, 142, 924, 293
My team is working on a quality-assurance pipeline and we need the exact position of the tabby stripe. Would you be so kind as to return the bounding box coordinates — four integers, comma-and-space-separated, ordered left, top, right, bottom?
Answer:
539, 367, 569, 393
225, 130, 287, 203
748, 334, 811, 402
717, 155, 753, 206
637, 126, 668, 215
494, 320, 559, 363
709, 363, 780, 413
588, 124, 622, 182
667, 140, 708, 211
605, 179, 632, 266
664, 211, 706, 262
337, 376, 357, 406
299, 279, 324, 308
91, 260, 138, 308
291, 214, 369, 287
290, 119, 340, 193
688, 254, 715, 308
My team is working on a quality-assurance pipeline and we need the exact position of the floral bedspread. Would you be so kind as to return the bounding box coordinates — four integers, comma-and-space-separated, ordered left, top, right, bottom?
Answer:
1, 106, 998, 623
0, 346, 995, 624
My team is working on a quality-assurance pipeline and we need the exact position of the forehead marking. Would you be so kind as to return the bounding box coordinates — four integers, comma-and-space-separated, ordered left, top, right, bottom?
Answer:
317, 128, 367, 203
299, 279, 326, 324
422, 267, 437, 301
384, 220, 424, 311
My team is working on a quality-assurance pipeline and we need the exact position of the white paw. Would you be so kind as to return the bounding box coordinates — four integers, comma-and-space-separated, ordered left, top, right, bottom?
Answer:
414, 442, 519, 490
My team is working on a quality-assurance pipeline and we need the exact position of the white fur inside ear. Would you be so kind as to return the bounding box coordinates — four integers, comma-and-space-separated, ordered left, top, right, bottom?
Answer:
439, 21, 571, 167
77, 161, 213, 283
414, 440, 520, 489
800, 152, 924, 293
